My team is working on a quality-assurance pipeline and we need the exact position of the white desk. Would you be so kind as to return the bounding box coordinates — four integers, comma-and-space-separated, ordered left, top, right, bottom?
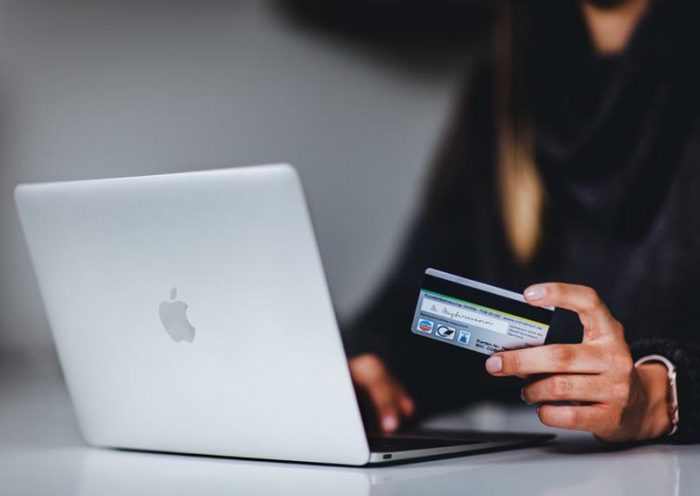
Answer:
2, 351, 698, 496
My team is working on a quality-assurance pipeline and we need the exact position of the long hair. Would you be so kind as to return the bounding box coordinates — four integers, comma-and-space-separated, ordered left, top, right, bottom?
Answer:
425, 0, 544, 265
494, 0, 544, 265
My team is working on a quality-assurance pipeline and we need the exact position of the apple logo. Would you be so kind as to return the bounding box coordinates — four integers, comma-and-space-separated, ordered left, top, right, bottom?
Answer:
159, 287, 196, 343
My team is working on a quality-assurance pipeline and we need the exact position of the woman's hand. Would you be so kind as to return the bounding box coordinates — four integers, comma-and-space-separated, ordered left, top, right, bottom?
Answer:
348, 353, 414, 433
485, 283, 672, 443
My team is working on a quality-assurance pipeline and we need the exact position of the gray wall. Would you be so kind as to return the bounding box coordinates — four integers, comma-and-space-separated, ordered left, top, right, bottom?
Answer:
0, 0, 475, 351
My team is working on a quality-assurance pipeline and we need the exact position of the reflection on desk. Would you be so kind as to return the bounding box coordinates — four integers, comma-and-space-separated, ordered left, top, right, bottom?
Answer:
73, 445, 683, 496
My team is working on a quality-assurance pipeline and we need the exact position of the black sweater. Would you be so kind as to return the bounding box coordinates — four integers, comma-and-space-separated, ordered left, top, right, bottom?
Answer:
345, 0, 700, 442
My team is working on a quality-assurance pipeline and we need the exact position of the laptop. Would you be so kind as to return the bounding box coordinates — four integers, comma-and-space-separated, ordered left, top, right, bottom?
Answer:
15, 164, 553, 465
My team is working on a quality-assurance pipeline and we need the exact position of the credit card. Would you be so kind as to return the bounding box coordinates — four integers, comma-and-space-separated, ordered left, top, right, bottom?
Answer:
411, 268, 554, 355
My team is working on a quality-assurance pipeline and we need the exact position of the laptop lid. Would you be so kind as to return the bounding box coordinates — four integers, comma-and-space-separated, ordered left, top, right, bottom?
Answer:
15, 164, 370, 465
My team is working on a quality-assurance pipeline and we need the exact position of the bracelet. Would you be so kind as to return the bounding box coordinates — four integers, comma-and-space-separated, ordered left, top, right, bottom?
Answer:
634, 354, 679, 437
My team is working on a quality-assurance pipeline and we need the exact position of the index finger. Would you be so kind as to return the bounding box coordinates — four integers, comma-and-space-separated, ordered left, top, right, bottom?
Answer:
523, 283, 620, 339
485, 344, 605, 377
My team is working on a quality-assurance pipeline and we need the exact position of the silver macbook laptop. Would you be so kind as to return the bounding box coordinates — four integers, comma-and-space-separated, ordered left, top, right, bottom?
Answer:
15, 164, 552, 465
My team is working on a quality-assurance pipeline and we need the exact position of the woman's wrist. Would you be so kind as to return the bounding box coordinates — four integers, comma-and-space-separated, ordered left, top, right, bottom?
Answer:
635, 362, 672, 440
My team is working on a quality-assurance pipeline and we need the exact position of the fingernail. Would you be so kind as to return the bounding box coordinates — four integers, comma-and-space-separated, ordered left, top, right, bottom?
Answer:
524, 285, 546, 300
485, 355, 502, 374
520, 388, 526, 402
382, 416, 398, 432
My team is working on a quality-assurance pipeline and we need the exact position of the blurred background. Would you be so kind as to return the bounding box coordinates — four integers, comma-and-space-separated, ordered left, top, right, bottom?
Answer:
0, 0, 491, 360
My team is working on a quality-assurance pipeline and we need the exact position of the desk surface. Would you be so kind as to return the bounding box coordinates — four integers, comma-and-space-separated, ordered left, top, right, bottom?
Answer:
2, 351, 698, 496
